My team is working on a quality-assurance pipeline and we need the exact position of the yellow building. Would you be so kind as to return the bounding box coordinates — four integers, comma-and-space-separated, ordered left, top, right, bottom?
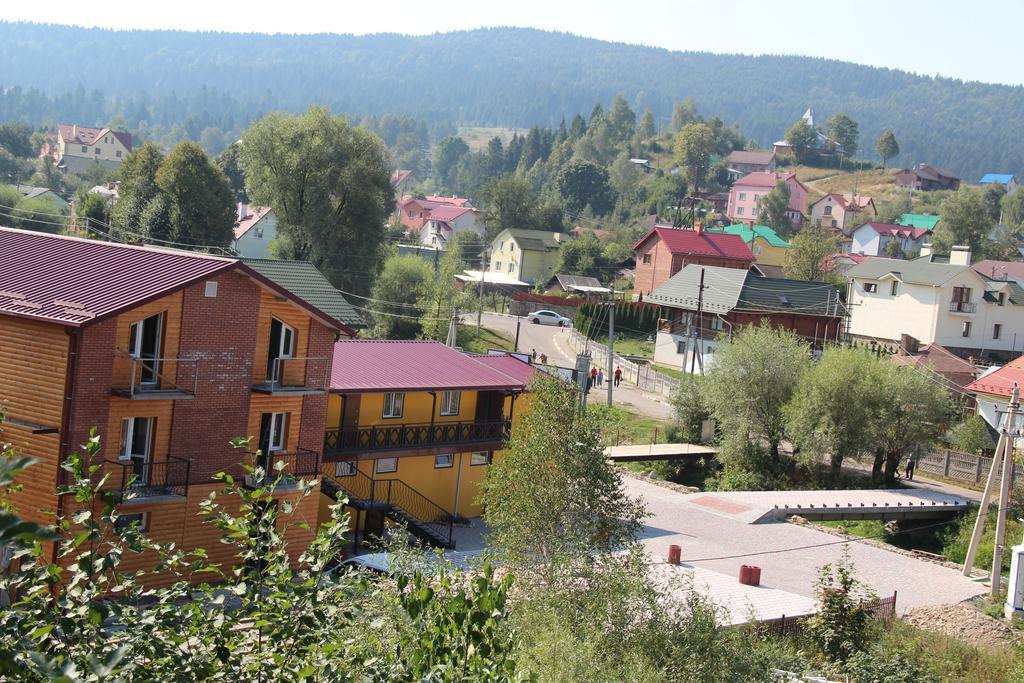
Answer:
489, 228, 566, 286
319, 341, 535, 548
710, 224, 790, 268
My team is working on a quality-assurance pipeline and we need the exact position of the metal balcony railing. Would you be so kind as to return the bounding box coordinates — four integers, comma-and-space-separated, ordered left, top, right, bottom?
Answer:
949, 301, 976, 313
252, 356, 330, 394
104, 455, 191, 501
324, 419, 511, 455
112, 350, 199, 399
244, 448, 322, 488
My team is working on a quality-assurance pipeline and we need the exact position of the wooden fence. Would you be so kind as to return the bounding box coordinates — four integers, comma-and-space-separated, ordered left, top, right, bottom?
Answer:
917, 448, 1024, 485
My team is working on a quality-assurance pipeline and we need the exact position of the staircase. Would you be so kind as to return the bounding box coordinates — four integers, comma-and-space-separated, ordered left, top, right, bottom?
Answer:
322, 468, 455, 549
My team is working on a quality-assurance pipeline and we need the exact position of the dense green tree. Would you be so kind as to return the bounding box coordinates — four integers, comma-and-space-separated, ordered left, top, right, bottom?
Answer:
568, 114, 587, 140
673, 123, 715, 195
556, 159, 613, 215
875, 129, 900, 167
951, 414, 995, 455
215, 142, 248, 203
118, 141, 164, 200
869, 363, 949, 483
556, 232, 611, 280
1002, 187, 1024, 229
826, 112, 859, 159
138, 192, 173, 242
702, 326, 810, 463
433, 135, 470, 190
608, 151, 642, 202
419, 233, 475, 341
932, 187, 993, 257
982, 183, 1006, 223
74, 189, 110, 227
0, 122, 33, 158
369, 253, 431, 339
482, 374, 646, 579
784, 118, 817, 162
605, 95, 636, 145
156, 141, 235, 247
638, 110, 656, 140
670, 374, 711, 443
784, 224, 840, 281
241, 106, 393, 295
670, 98, 698, 132
757, 181, 794, 238
479, 176, 540, 234
787, 348, 884, 479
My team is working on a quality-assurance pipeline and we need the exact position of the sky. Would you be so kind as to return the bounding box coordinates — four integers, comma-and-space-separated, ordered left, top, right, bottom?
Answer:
4, 0, 1021, 86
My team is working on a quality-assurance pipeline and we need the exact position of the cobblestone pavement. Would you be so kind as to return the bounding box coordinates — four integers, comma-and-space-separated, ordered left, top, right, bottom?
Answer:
625, 476, 986, 614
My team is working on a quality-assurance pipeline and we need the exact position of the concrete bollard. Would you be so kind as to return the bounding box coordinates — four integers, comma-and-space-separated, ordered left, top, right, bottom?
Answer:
668, 544, 681, 565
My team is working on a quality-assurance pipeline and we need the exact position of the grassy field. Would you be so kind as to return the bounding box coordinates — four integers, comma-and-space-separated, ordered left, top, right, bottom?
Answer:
457, 126, 529, 151
812, 167, 902, 201
591, 403, 671, 447
456, 325, 514, 354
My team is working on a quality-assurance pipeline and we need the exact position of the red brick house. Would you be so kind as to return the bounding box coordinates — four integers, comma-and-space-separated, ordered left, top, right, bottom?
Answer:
0, 227, 355, 586
631, 225, 755, 297
895, 164, 961, 192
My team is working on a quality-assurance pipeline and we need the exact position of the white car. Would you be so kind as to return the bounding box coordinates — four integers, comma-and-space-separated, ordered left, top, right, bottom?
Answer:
527, 310, 571, 327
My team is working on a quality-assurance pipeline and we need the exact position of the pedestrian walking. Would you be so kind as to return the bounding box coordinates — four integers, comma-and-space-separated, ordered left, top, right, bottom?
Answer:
905, 456, 915, 481
614, 366, 622, 387
596, 369, 604, 387
590, 366, 598, 386
531, 348, 537, 362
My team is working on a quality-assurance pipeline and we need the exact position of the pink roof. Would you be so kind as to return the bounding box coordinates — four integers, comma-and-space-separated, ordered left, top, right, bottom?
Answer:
861, 222, 930, 239
58, 124, 132, 151
469, 354, 538, 385
233, 206, 273, 239
329, 340, 532, 393
965, 356, 1024, 398
0, 227, 355, 334
973, 260, 1024, 281
424, 195, 471, 207
732, 171, 803, 190
427, 205, 473, 222
631, 226, 755, 262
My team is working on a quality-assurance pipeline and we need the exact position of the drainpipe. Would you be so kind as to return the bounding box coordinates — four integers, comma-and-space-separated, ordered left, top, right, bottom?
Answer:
53, 327, 80, 566
452, 451, 464, 519
429, 391, 437, 444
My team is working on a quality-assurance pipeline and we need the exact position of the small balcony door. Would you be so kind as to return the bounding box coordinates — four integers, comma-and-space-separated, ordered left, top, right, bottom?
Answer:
258, 412, 287, 473
120, 417, 153, 486
129, 313, 163, 385
266, 318, 296, 383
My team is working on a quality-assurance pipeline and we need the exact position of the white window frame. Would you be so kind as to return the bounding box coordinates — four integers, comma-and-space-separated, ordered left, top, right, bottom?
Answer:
114, 511, 148, 531
470, 451, 492, 466
266, 413, 287, 452
739, 192, 746, 201
962, 321, 972, 337
119, 417, 153, 462
129, 313, 163, 385
376, 457, 398, 474
382, 392, 405, 419
440, 391, 461, 416
334, 461, 357, 477
494, 261, 501, 272
863, 282, 877, 293
890, 281, 899, 296
737, 207, 745, 216
434, 453, 454, 469
508, 262, 515, 273
274, 319, 296, 360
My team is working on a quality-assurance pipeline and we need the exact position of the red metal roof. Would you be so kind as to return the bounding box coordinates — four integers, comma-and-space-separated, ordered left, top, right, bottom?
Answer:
732, 171, 801, 189
427, 205, 474, 222
423, 195, 472, 207
973, 260, 1024, 282
965, 357, 1024, 398
330, 340, 532, 393
631, 226, 755, 262
0, 227, 234, 325
0, 227, 356, 334
468, 354, 538, 386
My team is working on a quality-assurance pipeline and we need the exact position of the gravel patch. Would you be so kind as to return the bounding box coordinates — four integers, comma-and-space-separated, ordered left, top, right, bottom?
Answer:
902, 603, 1016, 649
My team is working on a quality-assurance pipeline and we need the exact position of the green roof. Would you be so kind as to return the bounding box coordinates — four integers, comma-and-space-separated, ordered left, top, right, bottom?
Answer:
844, 255, 968, 287
710, 224, 790, 248
898, 213, 940, 230
498, 229, 562, 251
241, 258, 365, 329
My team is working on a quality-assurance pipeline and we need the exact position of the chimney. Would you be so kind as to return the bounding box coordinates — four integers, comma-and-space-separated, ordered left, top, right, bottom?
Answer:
900, 334, 920, 356
237, 202, 249, 221
919, 243, 933, 258
72, 124, 78, 138
949, 245, 971, 267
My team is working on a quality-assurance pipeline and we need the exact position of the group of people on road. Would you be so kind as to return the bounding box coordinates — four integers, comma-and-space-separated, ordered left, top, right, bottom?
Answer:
586, 365, 623, 392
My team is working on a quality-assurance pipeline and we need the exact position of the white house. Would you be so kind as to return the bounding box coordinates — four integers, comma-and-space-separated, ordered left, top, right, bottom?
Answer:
849, 222, 931, 257
845, 245, 1024, 360
233, 205, 278, 259
420, 206, 484, 250
42, 124, 133, 175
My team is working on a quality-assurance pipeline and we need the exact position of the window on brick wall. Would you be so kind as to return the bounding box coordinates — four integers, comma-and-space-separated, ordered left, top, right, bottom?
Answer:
267, 318, 296, 382
642, 254, 651, 264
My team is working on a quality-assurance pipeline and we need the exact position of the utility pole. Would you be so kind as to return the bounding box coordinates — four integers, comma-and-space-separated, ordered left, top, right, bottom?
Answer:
992, 386, 1020, 595
963, 385, 1019, 585
690, 268, 706, 375
477, 253, 486, 331
513, 318, 521, 353
606, 297, 615, 407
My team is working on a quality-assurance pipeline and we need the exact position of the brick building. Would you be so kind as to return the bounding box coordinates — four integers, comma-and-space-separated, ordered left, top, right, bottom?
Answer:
631, 225, 755, 298
0, 227, 355, 585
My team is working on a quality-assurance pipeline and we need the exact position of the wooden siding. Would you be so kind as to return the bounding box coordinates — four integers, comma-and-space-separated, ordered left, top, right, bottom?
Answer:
247, 394, 304, 453
252, 288, 313, 386
110, 292, 184, 389
0, 317, 68, 524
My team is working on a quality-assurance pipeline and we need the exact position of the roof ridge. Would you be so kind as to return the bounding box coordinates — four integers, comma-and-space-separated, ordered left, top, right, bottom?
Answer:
0, 226, 235, 263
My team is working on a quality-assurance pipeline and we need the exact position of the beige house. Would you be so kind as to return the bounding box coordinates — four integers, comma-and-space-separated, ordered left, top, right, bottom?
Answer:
809, 193, 876, 231
42, 124, 133, 175
845, 245, 1024, 360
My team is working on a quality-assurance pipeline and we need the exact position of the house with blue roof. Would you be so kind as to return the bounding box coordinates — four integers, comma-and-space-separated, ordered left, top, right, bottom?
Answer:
979, 174, 1018, 193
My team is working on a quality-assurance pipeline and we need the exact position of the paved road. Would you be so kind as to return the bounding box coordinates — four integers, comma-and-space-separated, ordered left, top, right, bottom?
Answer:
468, 312, 674, 420
626, 475, 986, 614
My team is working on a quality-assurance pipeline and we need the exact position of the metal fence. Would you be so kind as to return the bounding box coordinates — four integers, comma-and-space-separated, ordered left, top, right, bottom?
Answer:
760, 591, 896, 638
917, 448, 1024, 485
566, 328, 681, 398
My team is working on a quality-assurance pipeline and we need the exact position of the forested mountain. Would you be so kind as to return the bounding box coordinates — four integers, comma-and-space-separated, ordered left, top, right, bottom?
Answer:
1, 22, 1022, 179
